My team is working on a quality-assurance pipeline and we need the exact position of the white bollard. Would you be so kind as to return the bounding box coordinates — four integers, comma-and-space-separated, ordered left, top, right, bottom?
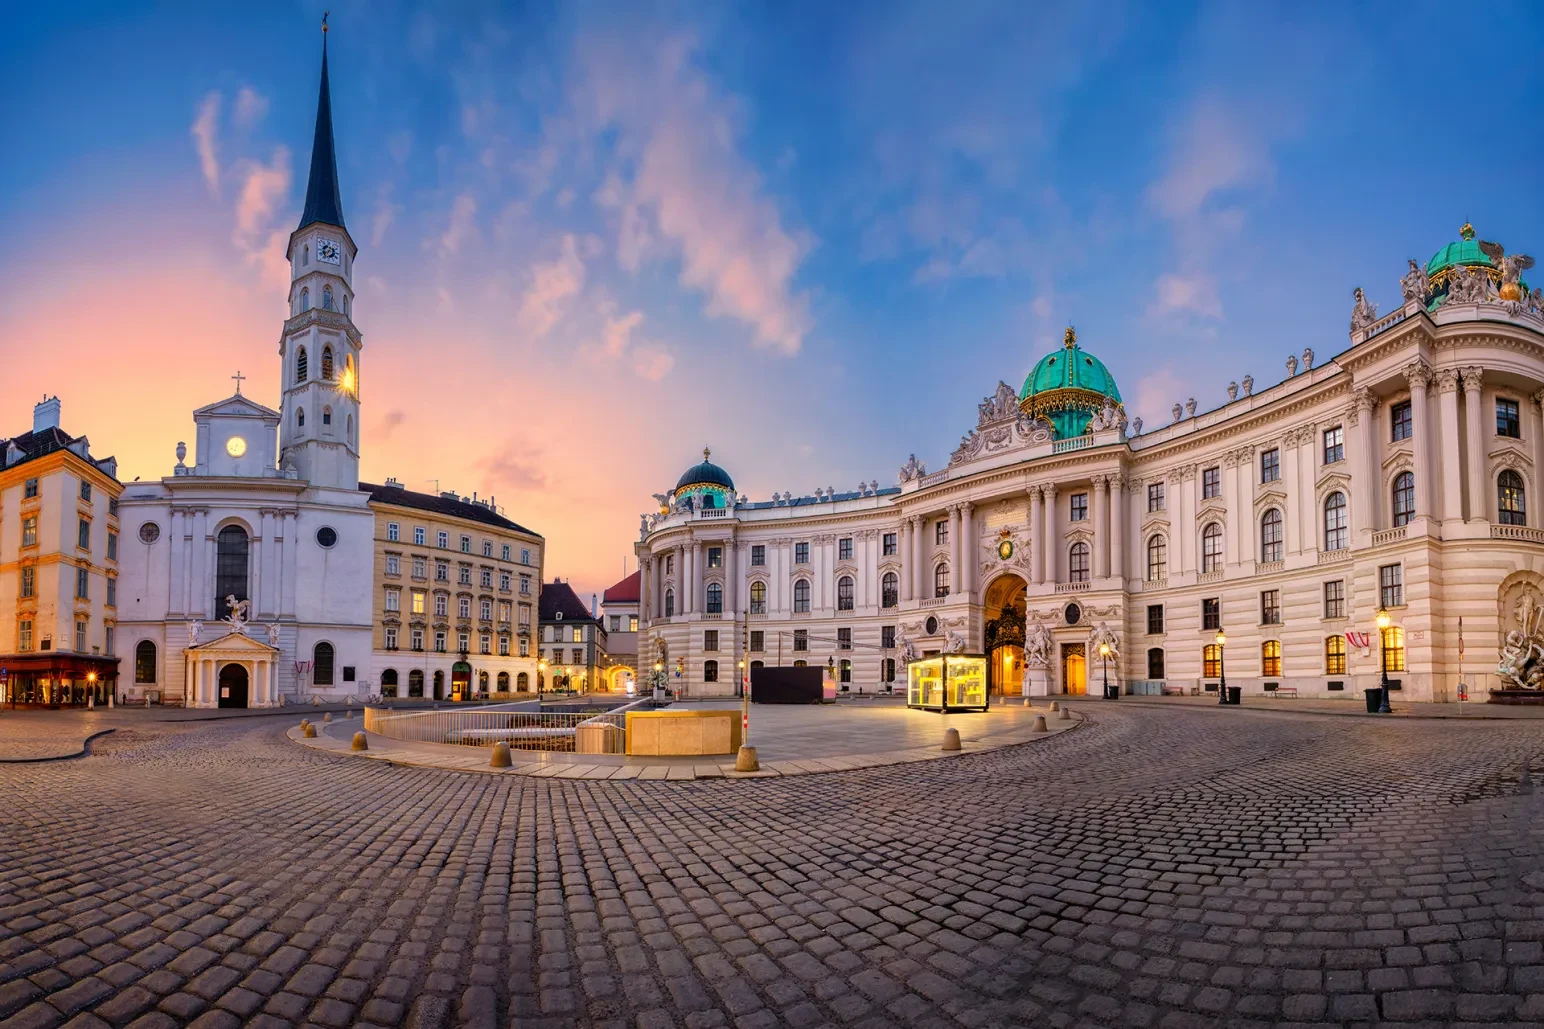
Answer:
941, 727, 962, 751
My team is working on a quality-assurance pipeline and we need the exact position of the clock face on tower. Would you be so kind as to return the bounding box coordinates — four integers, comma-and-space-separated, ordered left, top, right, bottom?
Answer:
316, 238, 342, 265
225, 436, 247, 458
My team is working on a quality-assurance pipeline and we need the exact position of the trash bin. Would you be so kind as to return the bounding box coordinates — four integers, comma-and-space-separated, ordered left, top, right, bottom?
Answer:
1225, 686, 1241, 705
1364, 688, 1382, 713
1103, 683, 1119, 700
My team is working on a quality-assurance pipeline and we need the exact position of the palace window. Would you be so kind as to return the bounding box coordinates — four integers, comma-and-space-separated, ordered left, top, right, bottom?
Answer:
1324, 580, 1345, 618
1261, 589, 1281, 625
1499, 470, 1527, 526
18, 620, 32, 652
839, 537, 853, 561
1261, 640, 1282, 677
458, 566, 471, 586
838, 628, 852, 650
385, 588, 400, 612
411, 628, 424, 651
794, 579, 811, 612
75, 620, 87, 653
1498, 398, 1522, 438
1147, 604, 1164, 635
1201, 522, 1223, 573
500, 571, 511, 591
883, 659, 896, 682
750, 631, 764, 652
313, 642, 335, 685
1391, 400, 1412, 441
794, 629, 808, 652
1070, 493, 1088, 521
935, 520, 949, 546
664, 590, 675, 617
881, 625, 896, 649
1381, 626, 1406, 672
1392, 471, 1416, 526
435, 594, 448, 617
20, 565, 34, 598
1260, 509, 1283, 563
501, 544, 511, 561
21, 516, 36, 548
1324, 491, 1348, 550
707, 546, 722, 568
77, 567, 89, 599
704, 660, 719, 683
411, 590, 425, 615
213, 525, 249, 618
296, 346, 308, 382
385, 628, 398, 650
1260, 448, 1280, 483
78, 517, 91, 550
1325, 635, 1347, 675
1202, 467, 1221, 499
459, 597, 471, 619
480, 569, 492, 588
107, 579, 117, 607
135, 640, 157, 683
795, 542, 810, 564
437, 530, 449, 548
751, 544, 766, 566
1202, 597, 1221, 631
934, 563, 950, 597
840, 659, 852, 683
482, 540, 493, 557
1147, 647, 1165, 679
415, 526, 426, 545
1323, 425, 1344, 464
480, 599, 493, 621
1147, 481, 1165, 512
881, 572, 899, 609
460, 535, 471, 553
24, 477, 38, 499
1202, 644, 1222, 678
837, 576, 854, 611
883, 532, 897, 556
1379, 563, 1403, 608
706, 583, 723, 614
387, 522, 399, 542
1068, 542, 1090, 583
750, 581, 767, 614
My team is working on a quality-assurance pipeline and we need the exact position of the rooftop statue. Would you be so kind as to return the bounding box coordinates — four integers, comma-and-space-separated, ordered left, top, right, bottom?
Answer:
1400, 258, 1431, 304
1349, 287, 1379, 333
899, 453, 926, 483
1478, 240, 1535, 302
1446, 263, 1492, 304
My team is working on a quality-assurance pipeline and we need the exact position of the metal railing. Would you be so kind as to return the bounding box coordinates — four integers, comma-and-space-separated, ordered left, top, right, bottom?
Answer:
363, 700, 647, 751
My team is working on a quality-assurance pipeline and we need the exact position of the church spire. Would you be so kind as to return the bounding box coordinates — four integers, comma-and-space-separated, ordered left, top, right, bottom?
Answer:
296, 14, 345, 231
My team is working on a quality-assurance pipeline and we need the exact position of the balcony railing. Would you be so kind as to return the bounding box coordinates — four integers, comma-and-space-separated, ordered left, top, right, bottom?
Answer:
696, 507, 729, 519
1492, 523, 1544, 543
1054, 581, 1090, 593
1255, 560, 1284, 574
1317, 547, 1352, 564
1197, 570, 1224, 584
1142, 578, 1168, 592
1052, 434, 1094, 455
1372, 526, 1408, 546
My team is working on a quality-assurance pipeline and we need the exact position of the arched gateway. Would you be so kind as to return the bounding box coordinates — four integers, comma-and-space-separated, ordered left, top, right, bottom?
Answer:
983, 574, 1028, 696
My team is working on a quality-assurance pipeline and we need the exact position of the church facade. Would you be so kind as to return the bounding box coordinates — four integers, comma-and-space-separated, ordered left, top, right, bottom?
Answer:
636, 226, 1544, 704
113, 36, 375, 707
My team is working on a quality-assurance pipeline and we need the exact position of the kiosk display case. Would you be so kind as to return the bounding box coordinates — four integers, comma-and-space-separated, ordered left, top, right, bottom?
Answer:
906, 654, 990, 712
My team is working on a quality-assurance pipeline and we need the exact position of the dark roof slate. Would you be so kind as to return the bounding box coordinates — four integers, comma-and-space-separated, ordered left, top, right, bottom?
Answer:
359, 482, 541, 536
742, 486, 902, 510
539, 580, 598, 623
2, 426, 118, 479
297, 40, 346, 231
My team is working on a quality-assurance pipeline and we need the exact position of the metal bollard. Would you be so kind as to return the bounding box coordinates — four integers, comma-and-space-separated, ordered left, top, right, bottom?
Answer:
351, 732, 368, 751
489, 742, 512, 768
735, 745, 760, 772
1032, 715, 1049, 732
941, 727, 962, 751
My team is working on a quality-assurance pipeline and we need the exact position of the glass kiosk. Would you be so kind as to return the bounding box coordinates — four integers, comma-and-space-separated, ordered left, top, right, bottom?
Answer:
906, 654, 990, 712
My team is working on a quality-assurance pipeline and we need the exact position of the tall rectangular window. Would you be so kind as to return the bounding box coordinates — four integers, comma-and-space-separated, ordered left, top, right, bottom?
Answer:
1203, 644, 1221, 678
881, 625, 896, 649
23, 477, 38, 499
520, 574, 531, 595
387, 522, 400, 542
75, 620, 87, 652
882, 533, 897, 556
411, 628, 424, 651
460, 535, 471, 553
1498, 398, 1522, 438
1147, 482, 1165, 512
502, 544, 511, 561
839, 538, 853, 561
385, 627, 398, 650
935, 520, 948, 545
750, 630, 764, 652
80, 481, 92, 502
411, 589, 426, 615
707, 546, 722, 568
1261, 640, 1282, 677
1323, 425, 1344, 464
792, 629, 809, 652
19, 619, 33, 651
521, 548, 531, 564
1390, 401, 1412, 441
76, 567, 89, 599
21, 516, 36, 548
1325, 636, 1347, 675
435, 594, 447, 617
1324, 580, 1345, 618
1260, 589, 1281, 625
20, 566, 34, 598
107, 532, 117, 561
1379, 564, 1403, 608
385, 555, 400, 576
105, 626, 114, 655
413, 556, 426, 578
751, 545, 765, 566
107, 579, 117, 607
1146, 604, 1164, 635
385, 588, 400, 612
629, 615, 638, 632
1070, 493, 1088, 521
1201, 597, 1221, 631
437, 530, 449, 548
78, 518, 91, 550
1382, 626, 1406, 672
1260, 448, 1280, 483
1202, 467, 1221, 499
433, 631, 447, 652
499, 635, 509, 656
795, 542, 810, 564
837, 628, 852, 650
483, 540, 493, 557
414, 526, 425, 545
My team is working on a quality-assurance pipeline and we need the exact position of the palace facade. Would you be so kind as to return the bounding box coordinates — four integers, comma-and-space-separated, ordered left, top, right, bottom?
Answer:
636, 226, 1544, 703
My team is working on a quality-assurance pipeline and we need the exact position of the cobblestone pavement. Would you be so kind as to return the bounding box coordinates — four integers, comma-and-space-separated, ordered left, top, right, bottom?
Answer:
0, 712, 117, 762
3, 707, 1544, 1029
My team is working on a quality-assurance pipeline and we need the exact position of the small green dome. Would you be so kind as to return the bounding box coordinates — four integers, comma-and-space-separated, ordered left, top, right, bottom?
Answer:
1426, 222, 1496, 277
674, 447, 734, 493
1019, 327, 1123, 439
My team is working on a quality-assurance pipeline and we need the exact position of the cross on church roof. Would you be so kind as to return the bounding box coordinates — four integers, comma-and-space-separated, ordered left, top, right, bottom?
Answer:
232, 371, 246, 395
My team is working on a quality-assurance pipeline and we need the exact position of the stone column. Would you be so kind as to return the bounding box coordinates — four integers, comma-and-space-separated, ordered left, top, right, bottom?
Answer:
1092, 475, 1109, 579
1352, 388, 1377, 535
1109, 474, 1126, 583
1177, 471, 1195, 574
168, 509, 186, 617
1436, 368, 1463, 522
189, 508, 208, 618
911, 516, 925, 600
960, 503, 974, 597
726, 541, 738, 615
1406, 360, 1434, 520
1534, 393, 1544, 514
1281, 439, 1301, 555
280, 511, 297, 618
901, 522, 914, 601
1462, 367, 1484, 521
1028, 487, 1044, 585
946, 507, 960, 596
1042, 484, 1059, 583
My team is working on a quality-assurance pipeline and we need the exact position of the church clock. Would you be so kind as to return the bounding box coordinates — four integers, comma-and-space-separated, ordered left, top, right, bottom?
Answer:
316, 238, 342, 265
225, 436, 247, 458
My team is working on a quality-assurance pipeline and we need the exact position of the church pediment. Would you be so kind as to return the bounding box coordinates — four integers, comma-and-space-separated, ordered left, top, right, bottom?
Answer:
194, 394, 281, 423
186, 627, 281, 654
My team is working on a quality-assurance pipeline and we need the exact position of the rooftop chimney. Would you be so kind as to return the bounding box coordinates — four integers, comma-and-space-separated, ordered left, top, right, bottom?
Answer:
591, 593, 598, 618
34, 395, 61, 433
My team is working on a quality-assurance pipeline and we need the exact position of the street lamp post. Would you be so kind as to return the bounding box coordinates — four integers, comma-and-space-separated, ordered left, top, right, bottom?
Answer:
1375, 608, 1393, 713
537, 659, 547, 704
1098, 641, 1111, 700
1215, 628, 1228, 705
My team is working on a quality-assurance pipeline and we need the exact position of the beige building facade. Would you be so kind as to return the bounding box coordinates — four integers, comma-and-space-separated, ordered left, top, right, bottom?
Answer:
365, 480, 542, 699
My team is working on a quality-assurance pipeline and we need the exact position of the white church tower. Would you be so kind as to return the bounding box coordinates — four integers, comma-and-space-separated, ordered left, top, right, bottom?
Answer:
279, 24, 361, 490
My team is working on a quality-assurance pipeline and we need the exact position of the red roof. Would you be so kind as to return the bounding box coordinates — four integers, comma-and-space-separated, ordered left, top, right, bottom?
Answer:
603, 570, 641, 604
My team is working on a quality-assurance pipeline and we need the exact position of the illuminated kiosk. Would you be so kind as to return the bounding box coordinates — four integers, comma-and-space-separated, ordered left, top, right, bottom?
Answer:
907, 654, 990, 712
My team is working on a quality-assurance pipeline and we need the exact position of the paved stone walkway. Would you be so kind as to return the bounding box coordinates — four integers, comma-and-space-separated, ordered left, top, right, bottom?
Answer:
0, 712, 116, 762
2, 706, 1544, 1028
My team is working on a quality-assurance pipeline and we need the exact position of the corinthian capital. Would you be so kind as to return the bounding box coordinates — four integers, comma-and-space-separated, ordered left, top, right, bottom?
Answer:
1403, 359, 1432, 390
1353, 386, 1376, 412
1460, 366, 1484, 393
1434, 368, 1460, 394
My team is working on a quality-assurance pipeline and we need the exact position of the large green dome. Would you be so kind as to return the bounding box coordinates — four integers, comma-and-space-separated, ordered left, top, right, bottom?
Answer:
1019, 328, 1122, 439
1426, 223, 1497, 278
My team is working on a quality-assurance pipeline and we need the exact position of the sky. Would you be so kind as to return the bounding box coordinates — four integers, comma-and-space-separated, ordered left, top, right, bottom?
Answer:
3, 1, 1544, 599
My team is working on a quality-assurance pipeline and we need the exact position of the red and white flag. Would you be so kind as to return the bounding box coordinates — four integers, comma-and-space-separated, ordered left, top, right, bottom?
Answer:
1346, 631, 1373, 650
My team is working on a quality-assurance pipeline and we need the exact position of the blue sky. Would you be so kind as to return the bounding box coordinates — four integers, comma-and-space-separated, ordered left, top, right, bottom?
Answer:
3, 1, 1543, 594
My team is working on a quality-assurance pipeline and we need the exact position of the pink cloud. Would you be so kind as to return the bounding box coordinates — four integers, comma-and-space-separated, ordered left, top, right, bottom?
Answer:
516, 234, 586, 337
438, 193, 477, 255
190, 91, 221, 195
233, 87, 269, 129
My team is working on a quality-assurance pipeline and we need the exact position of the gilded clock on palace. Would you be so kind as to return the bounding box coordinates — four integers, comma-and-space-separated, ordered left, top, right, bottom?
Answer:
997, 538, 1014, 560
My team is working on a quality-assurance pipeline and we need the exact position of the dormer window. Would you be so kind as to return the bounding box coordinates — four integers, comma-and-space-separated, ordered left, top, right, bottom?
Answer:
321, 346, 334, 380
296, 346, 308, 383
322, 285, 334, 311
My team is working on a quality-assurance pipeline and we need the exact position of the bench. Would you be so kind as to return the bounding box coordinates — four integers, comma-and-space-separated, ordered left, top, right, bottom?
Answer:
1160, 684, 1186, 696
1266, 686, 1298, 698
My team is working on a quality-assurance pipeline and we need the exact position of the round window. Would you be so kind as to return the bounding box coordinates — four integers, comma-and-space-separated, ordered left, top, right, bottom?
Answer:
316, 526, 338, 548
925, 616, 938, 636
138, 522, 161, 544
1064, 602, 1082, 625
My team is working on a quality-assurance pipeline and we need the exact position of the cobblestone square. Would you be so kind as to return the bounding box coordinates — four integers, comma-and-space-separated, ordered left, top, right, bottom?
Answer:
3, 705, 1543, 1027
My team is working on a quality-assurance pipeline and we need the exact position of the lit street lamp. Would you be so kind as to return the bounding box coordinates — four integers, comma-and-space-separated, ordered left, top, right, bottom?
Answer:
1098, 641, 1112, 699
1215, 628, 1228, 705
537, 659, 547, 704
1375, 608, 1393, 713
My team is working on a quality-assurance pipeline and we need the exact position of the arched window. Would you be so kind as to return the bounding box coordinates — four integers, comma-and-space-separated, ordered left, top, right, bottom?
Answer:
749, 581, 766, 614
1146, 535, 1167, 582
213, 525, 249, 618
703, 660, 719, 683
497, 671, 510, 691
1381, 626, 1406, 672
1068, 542, 1090, 583
313, 642, 335, 685
933, 564, 950, 598
342, 294, 349, 316
837, 576, 854, 611
1261, 640, 1282, 677
1325, 635, 1347, 675
706, 583, 723, 614
1260, 509, 1283, 563
1202, 643, 1222, 678
321, 346, 334, 380
664, 589, 675, 617
322, 405, 332, 426
1392, 471, 1415, 526
303, 244, 309, 266
1499, 470, 1526, 526
134, 640, 157, 683
347, 414, 353, 444
300, 287, 310, 311
433, 669, 444, 696
1201, 523, 1223, 573
478, 670, 489, 691
408, 669, 424, 696
517, 671, 529, 691
322, 285, 334, 311
380, 669, 398, 698
296, 346, 308, 382
1324, 492, 1348, 550
881, 572, 899, 609
296, 407, 305, 428
794, 579, 811, 612
1147, 647, 1165, 679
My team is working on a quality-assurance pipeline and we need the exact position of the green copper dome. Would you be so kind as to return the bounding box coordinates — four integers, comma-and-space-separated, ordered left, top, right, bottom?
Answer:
1019, 328, 1123, 439
1426, 223, 1496, 278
